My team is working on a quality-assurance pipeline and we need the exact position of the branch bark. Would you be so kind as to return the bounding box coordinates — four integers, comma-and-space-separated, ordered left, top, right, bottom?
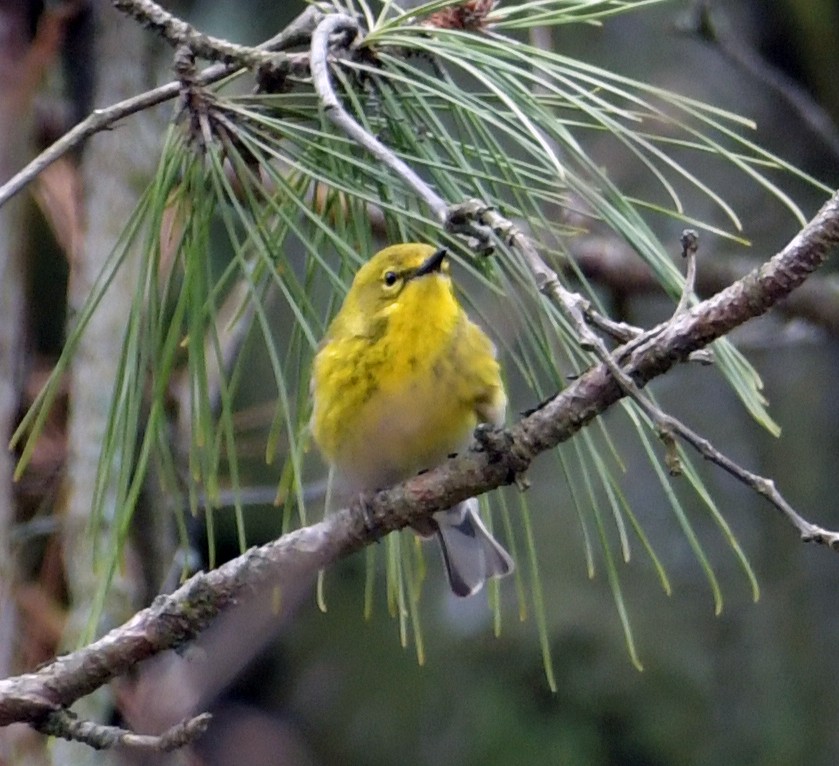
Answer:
569, 233, 839, 337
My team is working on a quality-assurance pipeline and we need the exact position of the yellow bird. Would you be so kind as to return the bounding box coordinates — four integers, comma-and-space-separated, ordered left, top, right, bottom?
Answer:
311, 243, 513, 596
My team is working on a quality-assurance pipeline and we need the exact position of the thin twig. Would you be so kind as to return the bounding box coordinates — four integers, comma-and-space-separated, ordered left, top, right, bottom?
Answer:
582, 312, 644, 344
673, 230, 714, 364
0, 82, 178, 207
447, 199, 682, 440
568, 230, 839, 338
648, 409, 839, 546
309, 13, 450, 222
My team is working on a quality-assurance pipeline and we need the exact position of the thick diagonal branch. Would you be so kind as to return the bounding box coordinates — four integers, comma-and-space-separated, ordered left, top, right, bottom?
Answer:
2, 188, 838, 729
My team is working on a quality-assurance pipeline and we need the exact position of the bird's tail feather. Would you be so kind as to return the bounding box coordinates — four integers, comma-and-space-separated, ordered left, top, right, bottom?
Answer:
434, 499, 513, 597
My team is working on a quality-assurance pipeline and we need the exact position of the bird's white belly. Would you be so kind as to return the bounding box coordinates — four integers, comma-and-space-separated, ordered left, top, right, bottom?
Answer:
334, 381, 475, 492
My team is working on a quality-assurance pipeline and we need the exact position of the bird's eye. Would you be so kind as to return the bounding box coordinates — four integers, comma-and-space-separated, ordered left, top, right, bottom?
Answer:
383, 271, 399, 287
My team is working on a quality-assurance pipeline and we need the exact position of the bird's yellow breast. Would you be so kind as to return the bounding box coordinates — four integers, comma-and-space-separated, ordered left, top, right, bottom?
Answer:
311, 271, 504, 491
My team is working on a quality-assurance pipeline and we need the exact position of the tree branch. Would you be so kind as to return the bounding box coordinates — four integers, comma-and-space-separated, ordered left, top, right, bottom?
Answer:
2, 188, 838, 731
310, 13, 450, 222
568, 232, 839, 337
113, 0, 280, 66
0, 4, 323, 209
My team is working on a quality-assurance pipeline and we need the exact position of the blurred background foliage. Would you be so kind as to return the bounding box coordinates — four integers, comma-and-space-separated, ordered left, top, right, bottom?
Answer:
5, 0, 839, 764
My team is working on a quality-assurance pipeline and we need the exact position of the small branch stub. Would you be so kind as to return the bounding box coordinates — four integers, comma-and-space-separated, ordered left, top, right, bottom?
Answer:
675, 228, 699, 316
38, 709, 212, 751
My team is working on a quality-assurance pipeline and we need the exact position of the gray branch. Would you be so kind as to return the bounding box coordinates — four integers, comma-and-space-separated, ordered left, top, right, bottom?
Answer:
309, 13, 451, 222
0, 5, 323, 209
39, 709, 211, 751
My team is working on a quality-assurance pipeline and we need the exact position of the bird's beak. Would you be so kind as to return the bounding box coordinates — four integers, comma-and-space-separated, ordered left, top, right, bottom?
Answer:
412, 248, 447, 278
